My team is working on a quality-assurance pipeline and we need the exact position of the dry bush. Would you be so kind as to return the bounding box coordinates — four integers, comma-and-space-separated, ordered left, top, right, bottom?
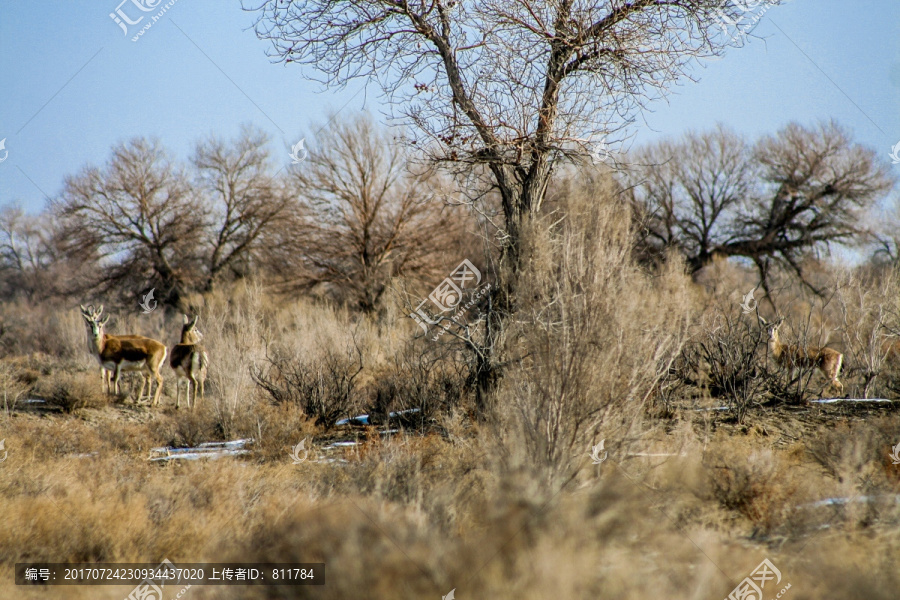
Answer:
251, 342, 365, 427
200, 282, 272, 435
245, 401, 319, 462
362, 341, 469, 428
701, 440, 803, 533
832, 268, 898, 398
681, 310, 769, 422
34, 371, 107, 413
150, 408, 220, 449
0, 301, 86, 359
808, 419, 900, 487
0, 361, 32, 414
497, 170, 692, 477
1, 410, 899, 599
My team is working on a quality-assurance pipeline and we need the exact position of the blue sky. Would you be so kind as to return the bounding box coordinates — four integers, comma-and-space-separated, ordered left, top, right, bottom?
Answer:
0, 0, 898, 213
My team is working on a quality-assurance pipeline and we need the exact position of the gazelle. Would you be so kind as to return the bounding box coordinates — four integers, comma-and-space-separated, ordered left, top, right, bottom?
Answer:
170, 314, 209, 410
80, 305, 167, 405
759, 316, 844, 395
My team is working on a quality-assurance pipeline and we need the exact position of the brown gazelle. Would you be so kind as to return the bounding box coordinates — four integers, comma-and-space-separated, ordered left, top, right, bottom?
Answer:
80, 305, 167, 405
759, 316, 844, 395
80, 305, 144, 394
170, 314, 209, 410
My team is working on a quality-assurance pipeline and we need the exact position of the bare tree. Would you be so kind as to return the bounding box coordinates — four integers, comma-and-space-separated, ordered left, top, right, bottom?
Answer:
54, 138, 206, 309
630, 121, 895, 295
252, 0, 741, 410
286, 113, 467, 313
192, 125, 292, 292
253, 0, 739, 273
0, 205, 61, 299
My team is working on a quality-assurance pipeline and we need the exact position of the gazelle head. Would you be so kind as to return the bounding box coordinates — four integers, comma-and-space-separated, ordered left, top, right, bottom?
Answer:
758, 315, 785, 341
180, 314, 203, 344
80, 304, 110, 339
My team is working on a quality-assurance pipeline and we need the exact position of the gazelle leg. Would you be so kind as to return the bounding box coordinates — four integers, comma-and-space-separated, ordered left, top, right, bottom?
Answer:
114, 365, 122, 395
192, 377, 201, 409
135, 373, 147, 403
151, 371, 163, 406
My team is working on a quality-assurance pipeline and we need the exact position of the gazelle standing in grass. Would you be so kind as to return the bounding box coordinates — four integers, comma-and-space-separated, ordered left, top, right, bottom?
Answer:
759, 315, 844, 395
170, 314, 209, 410
80, 305, 167, 405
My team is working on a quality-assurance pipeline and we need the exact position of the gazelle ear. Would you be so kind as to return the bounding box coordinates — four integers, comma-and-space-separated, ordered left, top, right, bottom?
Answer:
183, 314, 191, 325
79, 304, 89, 315
776, 316, 785, 325
100, 315, 110, 326
758, 315, 767, 326
96, 305, 104, 317
190, 315, 199, 328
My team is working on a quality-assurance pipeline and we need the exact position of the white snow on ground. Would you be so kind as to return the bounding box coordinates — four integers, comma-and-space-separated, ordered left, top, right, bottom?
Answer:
798, 494, 900, 509
335, 408, 420, 426
811, 398, 894, 404
149, 438, 253, 462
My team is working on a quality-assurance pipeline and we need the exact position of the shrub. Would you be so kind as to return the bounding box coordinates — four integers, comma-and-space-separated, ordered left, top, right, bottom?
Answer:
35, 371, 107, 412
251, 344, 364, 428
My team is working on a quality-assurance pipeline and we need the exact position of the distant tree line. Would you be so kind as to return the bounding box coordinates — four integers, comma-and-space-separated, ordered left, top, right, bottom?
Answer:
0, 114, 471, 312
627, 120, 895, 295
0, 117, 894, 311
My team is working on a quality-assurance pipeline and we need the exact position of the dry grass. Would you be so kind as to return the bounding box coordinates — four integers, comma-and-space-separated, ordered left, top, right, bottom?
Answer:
1, 408, 897, 599
0, 178, 899, 599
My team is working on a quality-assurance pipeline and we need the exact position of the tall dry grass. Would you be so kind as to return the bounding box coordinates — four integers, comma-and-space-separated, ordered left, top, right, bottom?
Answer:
0, 174, 899, 600
496, 171, 693, 479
